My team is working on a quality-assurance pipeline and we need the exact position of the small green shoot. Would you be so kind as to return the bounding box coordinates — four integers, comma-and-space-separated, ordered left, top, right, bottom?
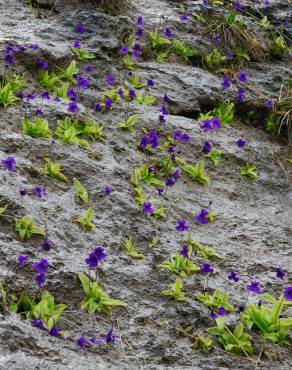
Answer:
21, 117, 52, 138
208, 317, 253, 355
124, 238, 145, 259
191, 336, 213, 353
241, 163, 257, 179
196, 289, 234, 312
72, 48, 95, 61
37, 70, 60, 90
117, 113, 141, 131
182, 161, 209, 185
76, 207, 96, 231
162, 278, 187, 302
73, 178, 89, 204
206, 150, 222, 166
41, 158, 68, 182
79, 272, 126, 315
0, 82, 20, 108
15, 215, 45, 240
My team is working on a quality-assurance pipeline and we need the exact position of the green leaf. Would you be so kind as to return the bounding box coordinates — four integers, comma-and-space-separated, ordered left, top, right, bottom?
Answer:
15, 215, 45, 240
76, 207, 96, 231
182, 161, 209, 185
40, 158, 68, 182
73, 178, 89, 204
162, 278, 187, 302
22, 117, 52, 138
117, 114, 141, 131
72, 48, 95, 61
206, 150, 222, 166
124, 238, 145, 259
241, 163, 257, 179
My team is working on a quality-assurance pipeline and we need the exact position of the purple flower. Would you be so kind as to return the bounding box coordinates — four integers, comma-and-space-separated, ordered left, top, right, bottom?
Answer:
17, 44, 25, 53
202, 0, 209, 7
15, 91, 24, 99
4, 44, 15, 54
236, 138, 247, 148
41, 238, 53, 251
195, 209, 209, 224
226, 52, 234, 60
157, 187, 164, 195
180, 14, 189, 22
165, 177, 176, 187
35, 109, 43, 116
4, 54, 16, 65
93, 102, 102, 112
246, 280, 262, 294
49, 326, 61, 337
140, 130, 160, 150
27, 93, 36, 100
104, 97, 113, 109
77, 75, 90, 89
73, 39, 81, 49
173, 129, 190, 142
66, 88, 77, 101
211, 117, 222, 129
237, 88, 245, 102
41, 91, 50, 99
75, 22, 85, 33
2, 155, 16, 173
176, 219, 189, 232
160, 106, 168, 115
83, 64, 93, 74
67, 101, 79, 113
147, 79, 154, 88
37, 59, 48, 71
102, 185, 112, 195
283, 287, 292, 301
159, 114, 166, 124
135, 27, 144, 38
19, 188, 27, 196
18, 255, 28, 269
275, 267, 285, 280
221, 76, 230, 89
33, 186, 47, 198
32, 319, 45, 330
202, 140, 212, 154
164, 27, 173, 38
128, 87, 136, 100
200, 263, 213, 274
228, 271, 239, 282
180, 244, 189, 259
85, 246, 107, 268
137, 16, 143, 26
142, 202, 154, 215
77, 336, 88, 348
213, 34, 219, 46
33, 258, 49, 275
266, 99, 273, 109
132, 43, 141, 59
119, 45, 129, 56
263, 0, 270, 8
105, 74, 115, 86
200, 119, 213, 132
30, 44, 38, 50
233, 0, 241, 10
103, 328, 116, 343
35, 274, 46, 286
163, 94, 171, 104
237, 71, 248, 84
217, 306, 229, 316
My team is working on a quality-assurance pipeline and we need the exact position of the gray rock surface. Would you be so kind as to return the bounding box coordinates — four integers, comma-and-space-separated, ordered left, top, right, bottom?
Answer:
0, 0, 291, 369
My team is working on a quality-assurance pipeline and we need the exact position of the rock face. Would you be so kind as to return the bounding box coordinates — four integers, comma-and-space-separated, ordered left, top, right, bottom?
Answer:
0, 1, 291, 369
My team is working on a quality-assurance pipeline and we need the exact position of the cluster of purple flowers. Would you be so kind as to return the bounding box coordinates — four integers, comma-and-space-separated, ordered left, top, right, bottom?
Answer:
33, 258, 49, 286
2, 155, 16, 173
165, 169, 180, 187
195, 209, 209, 224
4, 44, 17, 65
77, 328, 115, 348
140, 130, 160, 150
173, 129, 190, 142
32, 319, 61, 337
85, 246, 107, 268
200, 117, 221, 132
